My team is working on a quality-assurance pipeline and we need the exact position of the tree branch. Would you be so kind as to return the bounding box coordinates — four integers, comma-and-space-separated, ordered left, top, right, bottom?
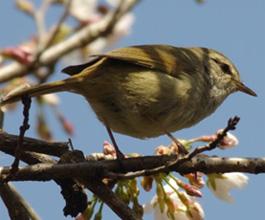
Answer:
0, 182, 40, 220
36, 0, 72, 55
57, 150, 140, 219
86, 180, 141, 220
0, 131, 69, 157
0, 156, 264, 182
0, 0, 140, 83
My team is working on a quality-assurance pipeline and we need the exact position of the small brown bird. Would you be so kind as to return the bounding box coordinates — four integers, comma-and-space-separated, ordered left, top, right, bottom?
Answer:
1, 45, 257, 158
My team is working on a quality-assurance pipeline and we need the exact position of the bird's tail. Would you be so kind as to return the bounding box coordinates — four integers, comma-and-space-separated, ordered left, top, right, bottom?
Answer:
0, 76, 81, 106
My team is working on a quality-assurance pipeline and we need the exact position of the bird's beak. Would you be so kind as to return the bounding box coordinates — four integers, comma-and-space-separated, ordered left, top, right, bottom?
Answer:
234, 80, 257, 97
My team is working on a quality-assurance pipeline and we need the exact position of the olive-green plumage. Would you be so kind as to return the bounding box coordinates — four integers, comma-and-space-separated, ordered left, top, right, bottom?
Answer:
1, 45, 256, 139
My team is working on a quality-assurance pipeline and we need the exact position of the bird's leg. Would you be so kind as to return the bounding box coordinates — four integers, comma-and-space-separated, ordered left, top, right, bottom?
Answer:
166, 132, 188, 155
105, 126, 125, 160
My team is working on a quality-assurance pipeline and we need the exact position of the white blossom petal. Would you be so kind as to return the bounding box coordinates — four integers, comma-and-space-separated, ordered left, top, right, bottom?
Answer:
70, 0, 97, 21
114, 13, 135, 36
208, 173, 248, 203
41, 94, 60, 106
88, 38, 108, 54
106, 0, 121, 7
144, 177, 204, 220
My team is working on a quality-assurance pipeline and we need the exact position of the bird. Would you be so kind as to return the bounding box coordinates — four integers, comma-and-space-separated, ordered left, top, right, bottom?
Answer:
0, 45, 257, 158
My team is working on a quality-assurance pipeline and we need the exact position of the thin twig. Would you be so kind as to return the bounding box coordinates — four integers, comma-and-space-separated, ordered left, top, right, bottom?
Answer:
32, 1, 72, 83
37, 0, 72, 56
174, 116, 240, 165
11, 95, 32, 172
34, 0, 52, 45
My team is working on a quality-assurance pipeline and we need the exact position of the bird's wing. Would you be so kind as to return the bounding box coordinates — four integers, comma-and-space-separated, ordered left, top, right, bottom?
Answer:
62, 57, 102, 76
62, 45, 198, 77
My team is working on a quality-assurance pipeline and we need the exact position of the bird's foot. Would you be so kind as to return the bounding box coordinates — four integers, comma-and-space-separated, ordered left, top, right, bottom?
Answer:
166, 132, 188, 155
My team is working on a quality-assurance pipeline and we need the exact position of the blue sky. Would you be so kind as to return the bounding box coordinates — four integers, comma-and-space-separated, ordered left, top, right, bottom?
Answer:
0, 1, 265, 219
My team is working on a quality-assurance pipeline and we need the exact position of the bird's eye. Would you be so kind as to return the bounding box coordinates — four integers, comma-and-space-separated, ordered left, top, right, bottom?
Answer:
220, 63, 232, 75
212, 58, 232, 75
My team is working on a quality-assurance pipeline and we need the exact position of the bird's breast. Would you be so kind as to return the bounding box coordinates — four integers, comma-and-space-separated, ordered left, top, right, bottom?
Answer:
74, 66, 216, 138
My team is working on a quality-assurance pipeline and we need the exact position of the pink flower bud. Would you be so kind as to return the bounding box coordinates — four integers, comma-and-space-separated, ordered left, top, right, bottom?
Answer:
56, 111, 74, 135
2, 46, 33, 64
103, 141, 116, 156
